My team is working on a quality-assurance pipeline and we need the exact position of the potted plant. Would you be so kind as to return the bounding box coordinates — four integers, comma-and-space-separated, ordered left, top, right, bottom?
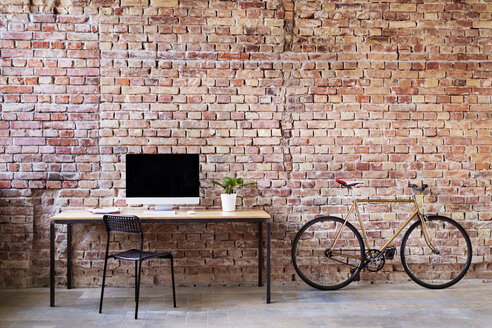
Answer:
212, 177, 255, 212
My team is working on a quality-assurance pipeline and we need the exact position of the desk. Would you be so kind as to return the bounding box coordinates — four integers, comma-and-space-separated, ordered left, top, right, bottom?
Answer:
49, 209, 271, 306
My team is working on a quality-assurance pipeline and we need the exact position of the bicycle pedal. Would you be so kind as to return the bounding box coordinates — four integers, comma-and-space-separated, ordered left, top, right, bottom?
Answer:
385, 246, 396, 260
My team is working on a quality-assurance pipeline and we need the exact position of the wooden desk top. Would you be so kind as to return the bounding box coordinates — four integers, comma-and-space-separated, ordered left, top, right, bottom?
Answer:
50, 209, 271, 222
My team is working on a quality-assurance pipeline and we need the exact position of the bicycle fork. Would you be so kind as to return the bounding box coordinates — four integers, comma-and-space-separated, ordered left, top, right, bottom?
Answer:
412, 191, 440, 255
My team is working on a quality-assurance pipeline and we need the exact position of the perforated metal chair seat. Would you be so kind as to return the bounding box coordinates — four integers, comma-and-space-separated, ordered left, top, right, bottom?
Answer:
109, 249, 172, 261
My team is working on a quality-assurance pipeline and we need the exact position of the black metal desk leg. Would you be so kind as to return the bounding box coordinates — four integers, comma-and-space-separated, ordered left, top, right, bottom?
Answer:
266, 220, 271, 304
67, 223, 72, 289
50, 222, 55, 307
258, 222, 263, 287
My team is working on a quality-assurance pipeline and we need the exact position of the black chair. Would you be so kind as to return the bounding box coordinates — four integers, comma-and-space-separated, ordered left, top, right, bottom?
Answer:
99, 214, 176, 319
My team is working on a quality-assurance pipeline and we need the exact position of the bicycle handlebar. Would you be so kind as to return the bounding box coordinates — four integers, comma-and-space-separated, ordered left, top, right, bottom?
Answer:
408, 183, 428, 194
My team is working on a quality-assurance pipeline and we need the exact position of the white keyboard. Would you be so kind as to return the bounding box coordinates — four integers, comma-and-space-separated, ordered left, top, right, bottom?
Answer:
143, 210, 176, 215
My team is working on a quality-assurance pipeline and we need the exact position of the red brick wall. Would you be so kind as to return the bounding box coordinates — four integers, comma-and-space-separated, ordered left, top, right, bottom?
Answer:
0, 0, 491, 288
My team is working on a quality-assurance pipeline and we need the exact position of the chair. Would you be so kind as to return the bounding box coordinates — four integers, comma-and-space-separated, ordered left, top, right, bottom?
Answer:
99, 214, 176, 319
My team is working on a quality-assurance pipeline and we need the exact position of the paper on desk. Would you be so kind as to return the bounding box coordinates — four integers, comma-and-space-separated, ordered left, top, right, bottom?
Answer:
88, 207, 120, 214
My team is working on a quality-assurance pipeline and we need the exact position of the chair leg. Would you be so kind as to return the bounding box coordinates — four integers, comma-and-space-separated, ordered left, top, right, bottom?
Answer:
99, 256, 109, 313
170, 257, 176, 308
135, 261, 138, 302
135, 259, 142, 319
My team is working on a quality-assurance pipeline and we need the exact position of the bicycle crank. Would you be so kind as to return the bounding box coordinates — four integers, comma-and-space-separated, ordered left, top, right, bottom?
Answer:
365, 249, 385, 272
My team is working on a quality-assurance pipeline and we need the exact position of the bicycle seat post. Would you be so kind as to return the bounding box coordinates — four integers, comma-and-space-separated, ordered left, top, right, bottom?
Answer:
348, 187, 355, 200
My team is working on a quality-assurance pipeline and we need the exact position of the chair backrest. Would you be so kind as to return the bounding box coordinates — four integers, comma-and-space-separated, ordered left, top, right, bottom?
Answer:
103, 214, 143, 235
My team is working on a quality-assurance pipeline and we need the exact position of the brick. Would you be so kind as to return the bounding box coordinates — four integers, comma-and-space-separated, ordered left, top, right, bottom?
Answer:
121, 0, 149, 5
150, 0, 178, 7
389, 21, 416, 29
472, 21, 492, 29
1, 86, 33, 94
1, 103, 35, 112
14, 138, 46, 146
1, 49, 34, 57
67, 68, 100, 76
67, 50, 99, 59
92, 0, 118, 5
390, 4, 417, 12
1, 32, 32, 40
57, 16, 90, 24
31, 14, 56, 23
33, 32, 66, 40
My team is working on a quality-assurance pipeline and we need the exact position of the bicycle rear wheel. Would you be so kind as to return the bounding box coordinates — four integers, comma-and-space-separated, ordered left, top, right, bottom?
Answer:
401, 215, 472, 289
292, 216, 365, 290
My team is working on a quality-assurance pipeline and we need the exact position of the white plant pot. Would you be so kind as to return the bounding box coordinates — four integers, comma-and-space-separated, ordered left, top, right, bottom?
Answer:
221, 194, 237, 212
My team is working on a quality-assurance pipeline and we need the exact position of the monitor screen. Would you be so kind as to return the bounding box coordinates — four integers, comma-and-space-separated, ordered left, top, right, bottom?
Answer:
126, 154, 199, 199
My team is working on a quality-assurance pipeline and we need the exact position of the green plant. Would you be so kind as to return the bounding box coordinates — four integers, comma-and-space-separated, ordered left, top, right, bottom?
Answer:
212, 177, 255, 194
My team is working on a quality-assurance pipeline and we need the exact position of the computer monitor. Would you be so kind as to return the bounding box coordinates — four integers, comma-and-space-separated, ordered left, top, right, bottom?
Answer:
126, 154, 200, 212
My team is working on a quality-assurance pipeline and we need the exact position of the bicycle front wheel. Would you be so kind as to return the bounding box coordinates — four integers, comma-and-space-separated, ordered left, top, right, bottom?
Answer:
292, 216, 365, 290
401, 215, 472, 289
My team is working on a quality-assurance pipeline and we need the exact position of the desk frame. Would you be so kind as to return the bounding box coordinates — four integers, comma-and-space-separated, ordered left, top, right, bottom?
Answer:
50, 216, 271, 306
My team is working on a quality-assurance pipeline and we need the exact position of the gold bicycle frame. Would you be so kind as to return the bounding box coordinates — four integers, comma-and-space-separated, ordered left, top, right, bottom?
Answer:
328, 191, 439, 260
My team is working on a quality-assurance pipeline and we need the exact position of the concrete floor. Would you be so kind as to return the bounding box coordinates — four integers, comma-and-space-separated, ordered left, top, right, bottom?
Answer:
0, 281, 491, 327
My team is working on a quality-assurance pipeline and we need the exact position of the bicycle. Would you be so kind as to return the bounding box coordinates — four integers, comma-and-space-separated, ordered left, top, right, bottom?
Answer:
292, 180, 472, 290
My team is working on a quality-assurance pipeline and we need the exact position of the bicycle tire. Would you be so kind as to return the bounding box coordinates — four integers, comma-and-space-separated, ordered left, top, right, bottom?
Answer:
292, 216, 365, 290
400, 215, 472, 289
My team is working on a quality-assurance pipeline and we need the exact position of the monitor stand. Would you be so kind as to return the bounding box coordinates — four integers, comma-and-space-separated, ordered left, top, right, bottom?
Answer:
154, 204, 176, 214
144, 205, 176, 215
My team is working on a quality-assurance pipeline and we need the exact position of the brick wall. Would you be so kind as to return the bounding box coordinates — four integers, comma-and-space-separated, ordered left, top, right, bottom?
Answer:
0, 0, 491, 288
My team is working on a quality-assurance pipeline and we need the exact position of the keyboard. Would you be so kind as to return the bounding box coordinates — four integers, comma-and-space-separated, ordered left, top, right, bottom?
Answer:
143, 210, 176, 215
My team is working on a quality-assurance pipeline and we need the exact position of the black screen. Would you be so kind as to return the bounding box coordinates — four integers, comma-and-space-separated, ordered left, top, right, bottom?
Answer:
126, 154, 199, 198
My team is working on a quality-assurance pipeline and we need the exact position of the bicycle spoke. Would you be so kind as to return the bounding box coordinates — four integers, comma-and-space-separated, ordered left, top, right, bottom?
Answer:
292, 216, 364, 290
401, 216, 472, 289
